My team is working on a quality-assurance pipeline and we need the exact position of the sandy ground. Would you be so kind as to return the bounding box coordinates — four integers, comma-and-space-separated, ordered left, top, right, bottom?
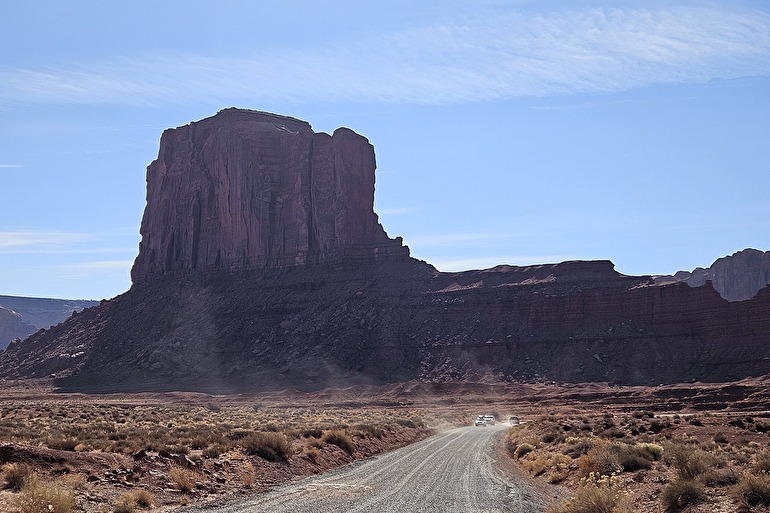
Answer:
2, 376, 770, 512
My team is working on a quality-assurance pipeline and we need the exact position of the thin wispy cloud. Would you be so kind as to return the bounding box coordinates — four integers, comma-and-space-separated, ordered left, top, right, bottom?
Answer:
1, 5, 767, 106
0, 231, 134, 255
0, 231, 93, 250
56, 260, 134, 272
0, 164, 23, 168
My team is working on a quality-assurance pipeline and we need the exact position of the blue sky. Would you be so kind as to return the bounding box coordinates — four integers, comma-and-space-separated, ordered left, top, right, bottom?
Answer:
1, 0, 769, 299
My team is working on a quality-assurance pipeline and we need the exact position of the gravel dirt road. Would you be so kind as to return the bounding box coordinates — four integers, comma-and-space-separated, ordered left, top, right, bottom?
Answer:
187, 424, 545, 513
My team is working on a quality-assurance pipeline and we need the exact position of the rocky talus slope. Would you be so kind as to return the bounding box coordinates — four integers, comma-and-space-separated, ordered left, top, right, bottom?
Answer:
1, 109, 769, 392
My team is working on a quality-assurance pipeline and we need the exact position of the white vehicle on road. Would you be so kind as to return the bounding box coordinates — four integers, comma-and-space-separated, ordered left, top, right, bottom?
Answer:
482, 414, 496, 425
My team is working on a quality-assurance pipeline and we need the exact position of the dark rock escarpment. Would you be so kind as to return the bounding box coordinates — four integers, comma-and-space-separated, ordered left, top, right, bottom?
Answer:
1, 109, 770, 392
132, 109, 407, 281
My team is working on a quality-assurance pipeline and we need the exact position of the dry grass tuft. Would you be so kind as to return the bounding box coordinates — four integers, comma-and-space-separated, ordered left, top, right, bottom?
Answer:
243, 431, 293, 461
665, 444, 712, 480
168, 466, 197, 494
660, 479, 705, 510
322, 430, 355, 454
549, 473, 633, 513
3, 462, 33, 490
128, 489, 154, 508
17, 475, 76, 513
734, 472, 770, 507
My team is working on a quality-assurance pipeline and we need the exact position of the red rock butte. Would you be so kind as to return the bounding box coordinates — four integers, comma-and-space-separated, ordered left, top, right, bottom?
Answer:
131, 108, 408, 282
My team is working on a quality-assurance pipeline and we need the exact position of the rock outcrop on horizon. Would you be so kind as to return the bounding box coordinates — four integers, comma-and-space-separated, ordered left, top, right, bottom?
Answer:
654, 249, 770, 301
1, 109, 769, 393
131, 109, 408, 282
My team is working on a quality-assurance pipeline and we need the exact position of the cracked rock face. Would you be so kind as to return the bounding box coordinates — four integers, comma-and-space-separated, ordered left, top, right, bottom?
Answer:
131, 108, 408, 282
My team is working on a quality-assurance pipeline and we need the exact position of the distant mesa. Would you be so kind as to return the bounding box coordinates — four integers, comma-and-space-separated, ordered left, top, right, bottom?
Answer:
1, 109, 770, 393
0, 296, 98, 350
654, 248, 770, 302
131, 108, 409, 283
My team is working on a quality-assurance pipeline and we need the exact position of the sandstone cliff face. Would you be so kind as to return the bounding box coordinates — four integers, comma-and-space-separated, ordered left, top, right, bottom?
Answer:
655, 249, 770, 301
2, 110, 769, 393
131, 109, 407, 282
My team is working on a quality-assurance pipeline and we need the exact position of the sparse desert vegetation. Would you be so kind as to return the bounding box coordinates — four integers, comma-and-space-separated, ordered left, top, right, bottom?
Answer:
507, 411, 770, 512
0, 398, 433, 513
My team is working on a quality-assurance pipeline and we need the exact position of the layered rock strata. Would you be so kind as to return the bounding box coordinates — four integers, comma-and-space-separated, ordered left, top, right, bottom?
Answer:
2, 109, 769, 392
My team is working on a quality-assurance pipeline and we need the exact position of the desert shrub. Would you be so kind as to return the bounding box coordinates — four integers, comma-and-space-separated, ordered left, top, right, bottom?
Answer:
302, 428, 323, 439
563, 439, 595, 459
521, 451, 571, 481
579, 444, 621, 477
613, 445, 653, 472
229, 429, 251, 440
113, 498, 135, 513
700, 468, 739, 487
45, 437, 79, 451
541, 432, 559, 444
17, 476, 76, 513
549, 473, 633, 513
202, 446, 224, 459
3, 462, 33, 490
395, 419, 417, 428
307, 437, 324, 449
637, 443, 663, 461
735, 472, 770, 506
239, 462, 256, 487
713, 432, 728, 444
243, 431, 292, 461
168, 466, 196, 494
353, 423, 384, 439
189, 437, 209, 450
128, 489, 154, 508
169, 444, 190, 455
660, 479, 705, 510
514, 443, 535, 459
322, 430, 355, 454
753, 450, 770, 473
305, 446, 319, 461
665, 444, 711, 480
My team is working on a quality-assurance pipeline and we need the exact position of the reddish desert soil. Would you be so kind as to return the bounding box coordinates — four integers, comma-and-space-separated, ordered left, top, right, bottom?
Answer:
2, 376, 770, 513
